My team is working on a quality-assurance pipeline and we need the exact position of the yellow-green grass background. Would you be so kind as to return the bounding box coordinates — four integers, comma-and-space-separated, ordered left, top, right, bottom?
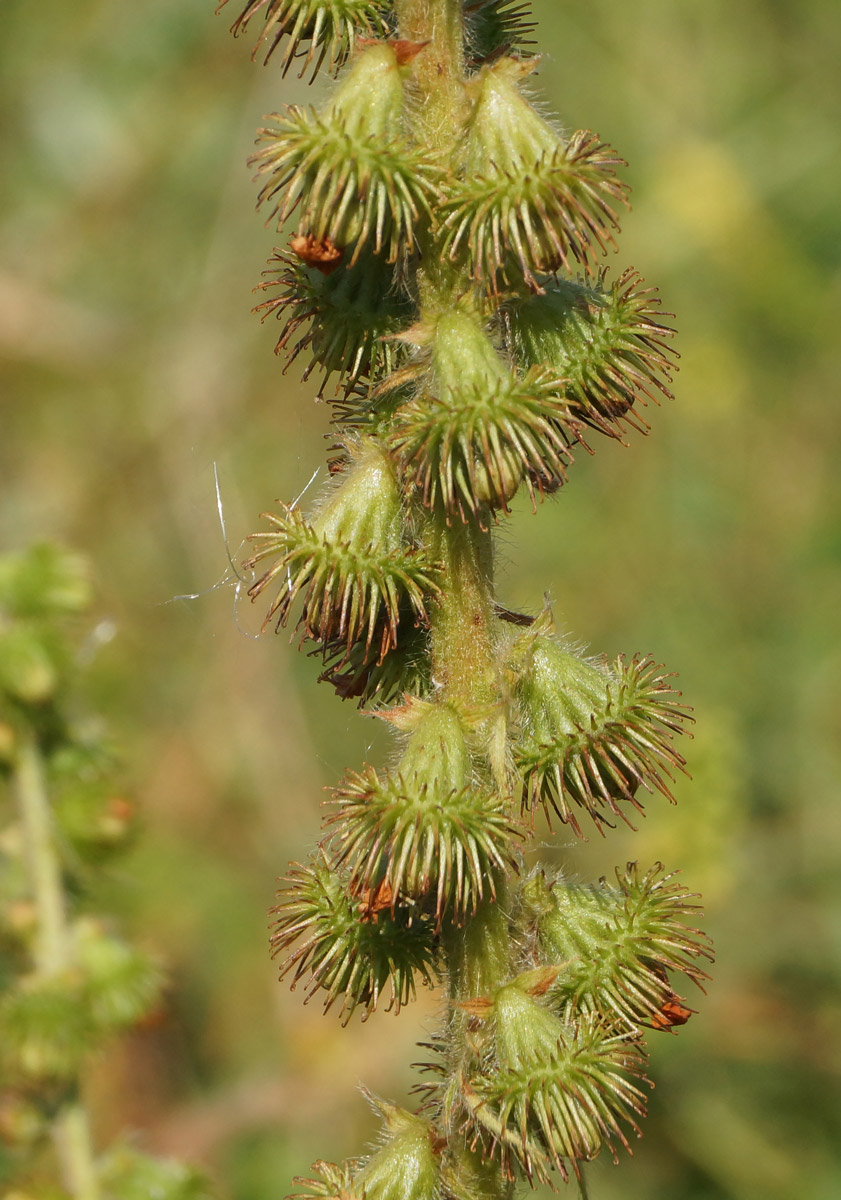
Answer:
2, 0, 840, 1195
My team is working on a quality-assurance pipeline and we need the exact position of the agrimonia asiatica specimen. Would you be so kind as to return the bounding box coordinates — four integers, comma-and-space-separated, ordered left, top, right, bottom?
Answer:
222, 1, 713, 1194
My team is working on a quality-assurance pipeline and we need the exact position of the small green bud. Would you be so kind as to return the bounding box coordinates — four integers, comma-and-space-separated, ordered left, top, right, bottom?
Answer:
395, 703, 472, 796
98, 1145, 215, 1200
0, 973, 96, 1081
0, 1094, 48, 1148
323, 43, 404, 138
74, 919, 164, 1032
0, 544, 91, 621
55, 782, 136, 859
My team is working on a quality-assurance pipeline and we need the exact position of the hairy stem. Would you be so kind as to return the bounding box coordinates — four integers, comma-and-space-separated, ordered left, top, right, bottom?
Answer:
396, 5, 512, 1190
14, 735, 100, 1200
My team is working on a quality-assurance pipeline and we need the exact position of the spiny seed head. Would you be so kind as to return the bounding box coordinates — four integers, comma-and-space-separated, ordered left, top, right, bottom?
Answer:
510, 626, 691, 835
251, 44, 442, 265
519, 865, 713, 1033
326, 764, 521, 928
465, 0, 537, 66
270, 851, 437, 1020
441, 59, 628, 289
389, 311, 583, 521
243, 439, 441, 655
503, 268, 677, 439
254, 247, 411, 396
222, 0, 391, 79
461, 987, 649, 1183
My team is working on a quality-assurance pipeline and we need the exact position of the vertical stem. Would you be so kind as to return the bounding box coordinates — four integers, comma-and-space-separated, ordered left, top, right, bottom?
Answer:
15, 734, 69, 975
428, 518, 497, 711
14, 735, 100, 1200
394, 9, 513, 1197
394, 0, 469, 146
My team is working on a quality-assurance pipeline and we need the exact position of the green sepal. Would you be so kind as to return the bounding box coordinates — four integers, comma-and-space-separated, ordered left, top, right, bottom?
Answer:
520, 864, 713, 1031
511, 630, 690, 834
244, 441, 441, 656
270, 851, 437, 1020
463, 984, 648, 1183
254, 247, 411, 395
99, 1145, 215, 1200
503, 269, 677, 439
251, 45, 442, 264
465, 0, 536, 66
440, 60, 627, 288
222, 0, 390, 79
326, 707, 521, 925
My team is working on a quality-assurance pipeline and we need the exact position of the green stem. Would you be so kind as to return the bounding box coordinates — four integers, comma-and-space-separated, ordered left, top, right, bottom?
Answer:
428, 517, 497, 711
394, 5, 513, 1194
14, 734, 100, 1200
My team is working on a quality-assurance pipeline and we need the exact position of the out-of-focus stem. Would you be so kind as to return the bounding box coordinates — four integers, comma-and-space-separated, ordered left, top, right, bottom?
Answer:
394, 5, 512, 1196
14, 734, 100, 1200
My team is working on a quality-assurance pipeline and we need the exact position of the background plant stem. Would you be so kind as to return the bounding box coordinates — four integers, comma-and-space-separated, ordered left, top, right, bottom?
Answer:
14, 735, 100, 1200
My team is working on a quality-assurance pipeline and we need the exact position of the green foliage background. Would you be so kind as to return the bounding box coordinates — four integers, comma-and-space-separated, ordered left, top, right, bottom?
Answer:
1, 0, 840, 1196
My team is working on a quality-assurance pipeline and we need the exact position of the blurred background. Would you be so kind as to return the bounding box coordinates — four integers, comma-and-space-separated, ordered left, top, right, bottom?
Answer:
1, 0, 840, 1196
